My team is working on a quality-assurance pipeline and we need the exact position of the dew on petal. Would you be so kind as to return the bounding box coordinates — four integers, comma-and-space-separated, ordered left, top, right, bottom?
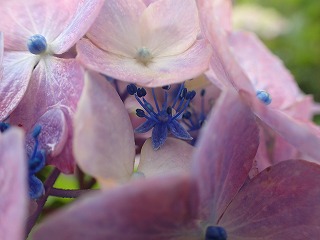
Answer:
27, 34, 47, 55
256, 90, 272, 105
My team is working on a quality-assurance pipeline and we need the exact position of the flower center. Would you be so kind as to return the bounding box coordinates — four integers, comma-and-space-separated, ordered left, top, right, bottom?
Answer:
27, 34, 47, 55
136, 47, 153, 65
205, 226, 227, 240
256, 90, 272, 105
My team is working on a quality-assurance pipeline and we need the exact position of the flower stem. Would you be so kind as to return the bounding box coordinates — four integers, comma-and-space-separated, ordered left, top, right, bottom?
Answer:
49, 187, 96, 198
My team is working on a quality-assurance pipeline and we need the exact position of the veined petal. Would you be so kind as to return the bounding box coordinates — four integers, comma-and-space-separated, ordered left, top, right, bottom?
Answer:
152, 123, 168, 150
0, 51, 38, 121
77, 38, 211, 87
25, 108, 68, 159
10, 56, 84, 130
196, 0, 232, 32
0, 32, 3, 78
138, 138, 194, 177
51, 0, 104, 54
33, 175, 200, 240
135, 119, 156, 133
193, 90, 259, 223
74, 72, 135, 184
168, 119, 192, 140
241, 90, 320, 162
0, 0, 74, 51
220, 160, 320, 239
0, 128, 27, 240
87, 0, 146, 57
228, 31, 301, 109
140, 0, 200, 57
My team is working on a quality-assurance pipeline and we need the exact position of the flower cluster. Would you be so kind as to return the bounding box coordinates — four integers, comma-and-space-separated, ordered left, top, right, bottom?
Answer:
0, 0, 320, 239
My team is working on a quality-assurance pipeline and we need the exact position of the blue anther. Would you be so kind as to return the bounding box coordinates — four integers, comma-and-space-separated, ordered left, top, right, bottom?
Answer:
136, 109, 145, 118
127, 84, 137, 95
131, 83, 194, 150
256, 90, 272, 105
27, 34, 47, 55
186, 90, 196, 100
182, 111, 191, 119
28, 125, 46, 199
0, 122, 10, 133
201, 89, 206, 96
162, 85, 171, 90
205, 226, 227, 240
137, 87, 147, 97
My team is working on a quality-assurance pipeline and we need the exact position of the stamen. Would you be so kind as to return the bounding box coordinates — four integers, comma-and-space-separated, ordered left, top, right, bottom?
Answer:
28, 125, 46, 199
205, 226, 227, 240
0, 122, 10, 133
27, 34, 47, 55
127, 83, 194, 150
256, 90, 272, 105
136, 47, 153, 65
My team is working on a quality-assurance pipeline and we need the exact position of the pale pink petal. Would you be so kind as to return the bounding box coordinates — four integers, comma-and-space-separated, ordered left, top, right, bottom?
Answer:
142, 0, 158, 6
0, 32, 3, 78
284, 95, 314, 121
313, 102, 320, 115
141, 0, 200, 57
196, 0, 232, 32
197, 5, 255, 93
50, 0, 104, 54
77, 38, 212, 87
228, 31, 302, 109
0, 0, 73, 51
193, 90, 259, 223
33, 175, 200, 240
10, 56, 84, 130
138, 138, 194, 177
220, 160, 320, 239
0, 51, 38, 121
49, 116, 75, 174
74, 72, 135, 184
25, 108, 68, 159
241, 90, 320, 162
87, 0, 146, 57
0, 128, 27, 240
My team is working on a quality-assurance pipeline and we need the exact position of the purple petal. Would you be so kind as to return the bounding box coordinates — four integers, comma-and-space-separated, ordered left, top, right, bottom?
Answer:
168, 119, 192, 140
10, 56, 84, 130
51, 0, 104, 54
228, 31, 302, 109
74, 72, 135, 184
33, 175, 200, 240
220, 160, 320, 239
193, 90, 259, 223
151, 123, 168, 150
138, 137, 194, 177
135, 119, 156, 133
0, 51, 38, 121
0, 128, 28, 240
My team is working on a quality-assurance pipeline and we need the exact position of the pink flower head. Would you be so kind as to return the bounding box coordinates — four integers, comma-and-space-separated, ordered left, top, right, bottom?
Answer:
0, 0, 104, 173
197, 0, 320, 169
33, 90, 320, 239
0, 128, 28, 240
77, 0, 212, 87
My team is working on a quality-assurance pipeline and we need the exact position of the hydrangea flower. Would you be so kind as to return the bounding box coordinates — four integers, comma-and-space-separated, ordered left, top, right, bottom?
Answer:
33, 91, 320, 239
76, 0, 212, 87
0, 128, 27, 240
0, 0, 104, 173
197, 0, 320, 170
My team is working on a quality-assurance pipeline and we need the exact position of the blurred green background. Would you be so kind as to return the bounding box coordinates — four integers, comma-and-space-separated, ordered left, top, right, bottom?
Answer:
234, 0, 320, 102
